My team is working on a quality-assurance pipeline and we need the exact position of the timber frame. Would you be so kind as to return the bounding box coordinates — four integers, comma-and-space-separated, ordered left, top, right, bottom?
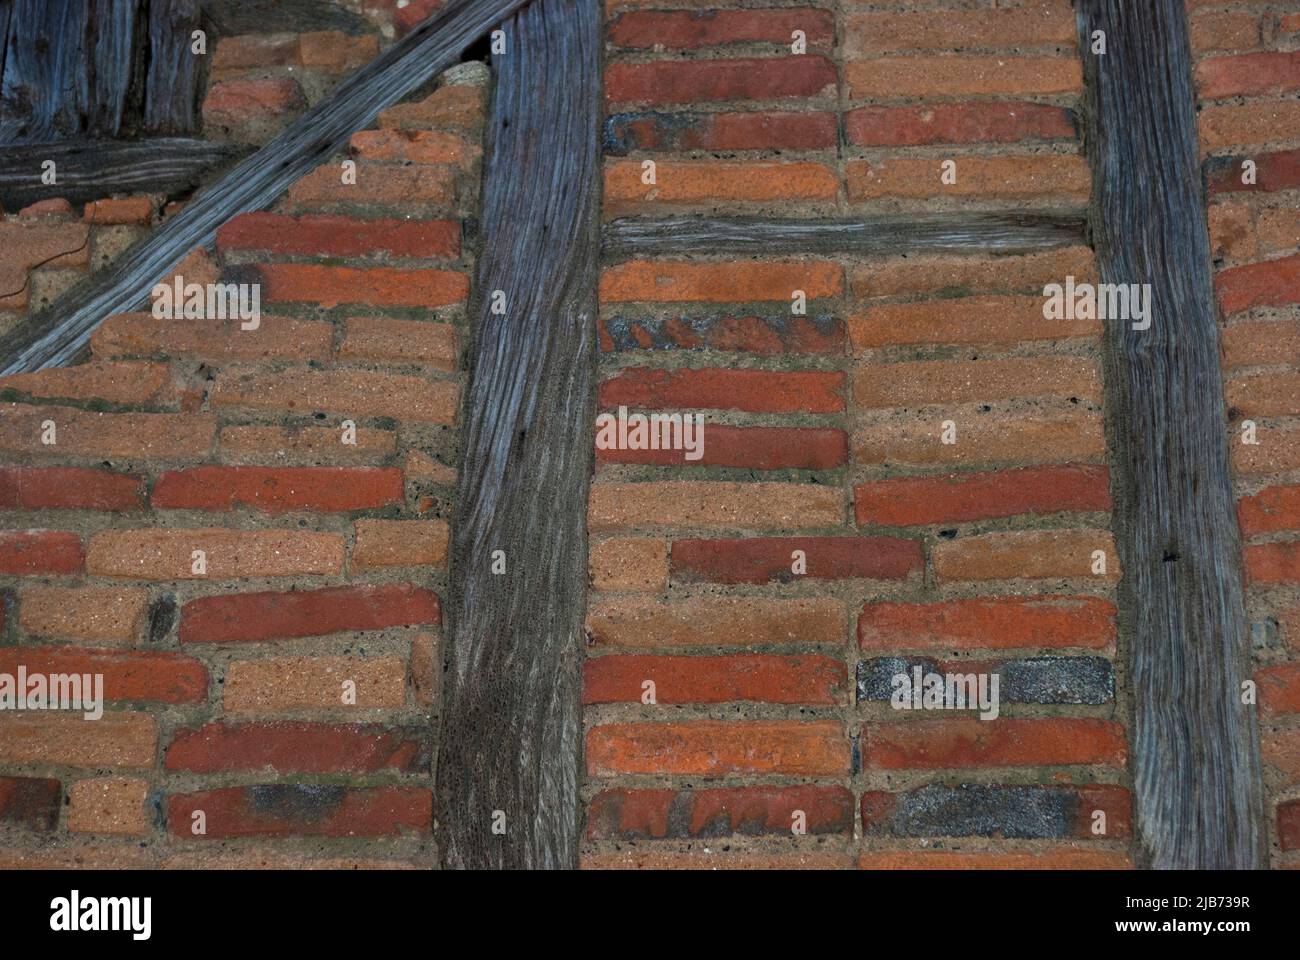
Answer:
0, 0, 1272, 868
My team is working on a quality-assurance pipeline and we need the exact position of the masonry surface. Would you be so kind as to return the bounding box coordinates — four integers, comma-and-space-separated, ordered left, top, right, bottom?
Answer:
0, 0, 1296, 870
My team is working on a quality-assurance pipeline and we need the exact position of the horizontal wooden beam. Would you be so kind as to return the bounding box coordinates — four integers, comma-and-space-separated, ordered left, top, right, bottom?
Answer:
0, 0, 530, 376
602, 212, 1087, 258
0, 138, 246, 209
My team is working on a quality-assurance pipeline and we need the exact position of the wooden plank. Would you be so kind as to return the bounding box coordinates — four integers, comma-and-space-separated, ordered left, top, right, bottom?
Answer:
0, 0, 530, 376
603, 213, 1086, 258
0, 138, 245, 209
143, 0, 203, 135
1076, 0, 1265, 868
435, 0, 601, 870
0, 1, 89, 144
87, 0, 144, 139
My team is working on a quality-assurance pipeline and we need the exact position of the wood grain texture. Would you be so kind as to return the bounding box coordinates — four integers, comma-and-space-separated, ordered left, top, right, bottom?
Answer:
603, 213, 1086, 258
1077, 0, 1265, 868
0, 0, 529, 376
435, 0, 600, 870
0, 138, 244, 209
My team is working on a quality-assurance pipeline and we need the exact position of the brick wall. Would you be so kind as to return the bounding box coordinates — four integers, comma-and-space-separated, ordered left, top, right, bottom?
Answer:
585, 0, 1132, 869
0, 58, 485, 867
1190, 0, 1300, 868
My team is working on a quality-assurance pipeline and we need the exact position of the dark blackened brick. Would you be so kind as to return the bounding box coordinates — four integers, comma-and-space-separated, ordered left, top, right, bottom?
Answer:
0, 776, 61, 831
861, 783, 1130, 839
599, 312, 843, 355
587, 785, 853, 839
857, 656, 1114, 705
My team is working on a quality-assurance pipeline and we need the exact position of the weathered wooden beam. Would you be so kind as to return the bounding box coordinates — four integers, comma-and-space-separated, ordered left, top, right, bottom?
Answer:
1076, 0, 1265, 868
143, 0, 204, 136
435, 0, 600, 870
0, 0, 530, 376
603, 212, 1087, 258
0, 138, 245, 209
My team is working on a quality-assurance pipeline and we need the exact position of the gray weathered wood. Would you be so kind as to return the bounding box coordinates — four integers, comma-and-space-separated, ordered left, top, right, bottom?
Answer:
603, 212, 1087, 258
0, 0, 530, 376
0, 138, 244, 209
143, 0, 203, 136
435, 0, 600, 870
1076, 0, 1265, 868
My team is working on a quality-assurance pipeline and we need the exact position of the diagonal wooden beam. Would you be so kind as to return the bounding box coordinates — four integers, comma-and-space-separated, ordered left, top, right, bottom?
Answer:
435, 0, 601, 870
602, 212, 1087, 258
1076, 0, 1265, 868
0, 0, 530, 376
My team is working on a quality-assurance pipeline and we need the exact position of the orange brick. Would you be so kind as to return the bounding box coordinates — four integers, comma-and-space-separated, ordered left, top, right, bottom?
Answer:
351, 519, 449, 570
350, 129, 481, 168
19, 586, 149, 644
842, 6, 1075, 56
1222, 319, 1300, 371
590, 538, 669, 592
0, 713, 155, 769
211, 367, 458, 423
339, 317, 456, 370
587, 720, 849, 776
67, 777, 149, 835
846, 155, 1090, 202
86, 528, 344, 579
587, 596, 846, 647
0, 360, 173, 406
0, 406, 215, 460
224, 655, 406, 712
1208, 202, 1258, 263
379, 83, 485, 134
1227, 372, 1300, 417
589, 481, 843, 530
83, 197, 153, 225
864, 718, 1127, 769
599, 260, 842, 303
286, 163, 456, 210
844, 57, 1082, 99
1199, 101, 1300, 151
851, 246, 1096, 299
92, 313, 333, 363
218, 424, 397, 465
604, 160, 838, 204
853, 357, 1101, 409
1189, 10, 1260, 51
933, 529, 1119, 582
255, 263, 469, 308
849, 295, 1097, 349
298, 30, 379, 71
1232, 422, 1300, 476
854, 410, 1105, 468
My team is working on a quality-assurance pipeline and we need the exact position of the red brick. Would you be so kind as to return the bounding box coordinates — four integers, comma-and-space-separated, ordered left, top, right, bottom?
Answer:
1245, 542, 1300, 584
180, 582, 439, 643
152, 466, 402, 514
606, 57, 836, 106
672, 536, 921, 584
298, 30, 379, 71
599, 367, 844, 413
1239, 485, 1300, 536
1207, 149, 1300, 195
0, 530, 83, 575
587, 596, 845, 647
0, 777, 60, 831
203, 76, 305, 116
83, 197, 153, 225
597, 424, 846, 470
165, 722, 428, 773
0, 646, 207, 703
847, 102, 1074, 147
1280, 800, 1300, 851
0, 406, 215, 460
1258, 662, 1300, 715
845, 57, 1082, 99
350, 129, 480, 167
859, 596, 1117, 652
339, 316, 456, 369
865, 718, 1127, 769
855, 465, 1111, 527
1216, 254, 1300, 314
19, 587, 149, 644
254, 263, 468, 307
583, 654, 847, 705
217, 212, 459, 259
0, 360, 173, 406
587, 720, 849, 776
166, 786, 430, 838
607, 111, 837, 152
849, 296, 1097, 349
608, 9, 834, 50
1196, 52, 1300, 99
211, 367, 458, 423
0, 467, 143, 510
587, 785, 852, 840
212, 33, 298, 72
600, 259, 842, 303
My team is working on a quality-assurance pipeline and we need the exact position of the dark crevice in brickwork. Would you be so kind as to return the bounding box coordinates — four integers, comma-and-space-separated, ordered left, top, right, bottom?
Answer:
1076, 0, 1266, 869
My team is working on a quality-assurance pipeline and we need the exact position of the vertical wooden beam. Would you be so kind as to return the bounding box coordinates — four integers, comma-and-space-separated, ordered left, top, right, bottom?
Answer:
1076, 0, 1266, 868
435, 0, 600, 869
